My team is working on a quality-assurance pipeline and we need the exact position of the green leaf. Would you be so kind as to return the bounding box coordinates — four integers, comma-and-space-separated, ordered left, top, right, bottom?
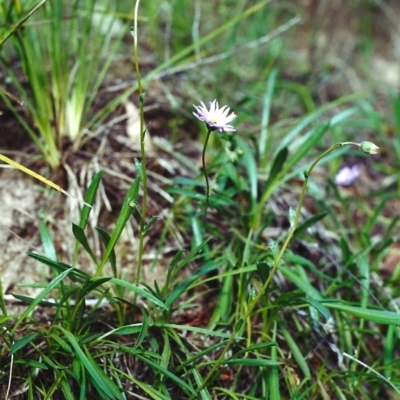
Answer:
11, 294, 57, 308
225, 358, 281, 367
58, 327, 123, 400
266, 147, 288, 189
97, 177, 140, 275
293, 212, 328, 239
165, 259, 218, 308
172, 177, 205, 187
95, 227, 117, 276
83, 277, 112, 296
259, 67, 278, 161
280, 122, 330, 177
288, 207, 296, 227
28, 253, 89, 283
281, 325, 310, 378
135, 352, 196, 396
323, 302, 400, 325
11, 333, 39, 354
303, 298, 331, 322
153, 323, 236, 339
72, 223, 97, 263
110, 278, 168, 310
143, 215, 161, 236
175, 340, 230, 373
11, 268, 73, 335
134, 158, 144, 181
49, 334, 73, 353
340, 237, 352, 262
39, 220, 57, 261
14, 359, 48, 369
133, 310, 153, 350
256, 261, 271, 283
234, 318, 244, 333
167, 187, 204, 199
98, 324, 143, 339
237, 137, 258, 203
232, 342, 277, 358
165, 249, 185, 283
79, 170, 103, 229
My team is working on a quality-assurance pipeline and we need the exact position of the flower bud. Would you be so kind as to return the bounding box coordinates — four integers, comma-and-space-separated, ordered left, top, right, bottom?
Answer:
360, 141, 379, 155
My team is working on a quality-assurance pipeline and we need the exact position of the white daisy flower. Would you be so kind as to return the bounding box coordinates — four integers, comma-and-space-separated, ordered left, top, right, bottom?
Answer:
193, 99, 237, 132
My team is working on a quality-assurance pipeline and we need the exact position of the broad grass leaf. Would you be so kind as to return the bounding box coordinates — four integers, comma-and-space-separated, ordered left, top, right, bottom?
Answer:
11, 332, 39, 354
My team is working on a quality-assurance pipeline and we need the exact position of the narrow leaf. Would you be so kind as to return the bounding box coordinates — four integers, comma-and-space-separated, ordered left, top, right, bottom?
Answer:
324, 302, 400, 325
58, 327, 123, 400
111, 278, 168, 310
97, 177, 140, 275
72, 223, 97, 263
11, 268, 73, 334
79, 170, 103, 229
11, 333, 39, 354
39, 221, 57, 261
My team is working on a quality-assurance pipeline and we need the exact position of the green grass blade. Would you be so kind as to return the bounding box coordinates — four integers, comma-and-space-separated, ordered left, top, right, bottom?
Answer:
268, 321, 281, 400
11, 267, 73, 334
10, 332, 39, 354
237, 137, 258, 204
281, 325, 310, 378
97, 177, 140, 276
78, 170, 103, 230
28, 252, 90, 282
72, 223, 98, 264
39, 220, 57, 261
110, 278, 168, 310
260, 67, 278, 163
57, 327, 123, 400
96, 227, 117, 276
324, 302, 400, 325
135, 352, 196, 396
226, 358, 281, 367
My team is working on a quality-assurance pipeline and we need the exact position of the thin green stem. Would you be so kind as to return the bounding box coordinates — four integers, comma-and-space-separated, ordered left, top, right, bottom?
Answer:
192, 141, 361, 397
202, 129, 212, 220
132, 0, 147, 288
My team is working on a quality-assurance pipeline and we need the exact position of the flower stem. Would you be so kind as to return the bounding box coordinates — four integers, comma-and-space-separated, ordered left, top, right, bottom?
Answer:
202, 129, 212, 220
133, 0, 147, 289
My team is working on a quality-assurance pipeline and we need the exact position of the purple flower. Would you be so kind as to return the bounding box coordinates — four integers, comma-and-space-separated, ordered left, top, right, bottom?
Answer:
193, 100, 237, 132
334, 165, 360, 186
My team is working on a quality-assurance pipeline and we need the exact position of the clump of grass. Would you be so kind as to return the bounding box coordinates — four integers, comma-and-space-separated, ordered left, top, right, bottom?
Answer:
0, 0, 129, 169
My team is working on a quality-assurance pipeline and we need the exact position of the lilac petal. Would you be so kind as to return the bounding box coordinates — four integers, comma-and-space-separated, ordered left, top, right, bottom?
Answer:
334, 165, 360, 186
